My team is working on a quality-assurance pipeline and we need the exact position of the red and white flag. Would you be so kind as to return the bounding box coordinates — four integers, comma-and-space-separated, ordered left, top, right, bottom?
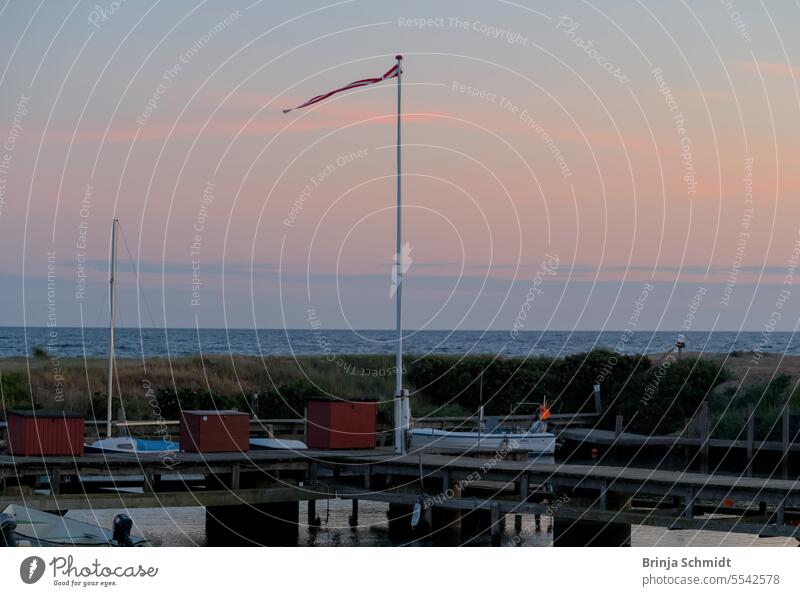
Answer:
282, 63, 400, 113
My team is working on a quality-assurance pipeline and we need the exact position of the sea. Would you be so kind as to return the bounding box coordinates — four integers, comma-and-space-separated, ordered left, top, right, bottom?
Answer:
4, 327, 799, 359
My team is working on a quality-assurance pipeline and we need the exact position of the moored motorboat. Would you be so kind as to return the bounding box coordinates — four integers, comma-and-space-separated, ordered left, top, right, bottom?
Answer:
410, 402, 556, 455
409, 427, 555, 454
1, 505, 147, 547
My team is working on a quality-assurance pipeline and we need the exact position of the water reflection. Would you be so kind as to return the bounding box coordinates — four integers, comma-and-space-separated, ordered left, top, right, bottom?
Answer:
66, 501, 796, 547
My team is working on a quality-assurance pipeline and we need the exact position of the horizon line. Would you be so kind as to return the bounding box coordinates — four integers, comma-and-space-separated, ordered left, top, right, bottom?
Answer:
2, 325, 795, 334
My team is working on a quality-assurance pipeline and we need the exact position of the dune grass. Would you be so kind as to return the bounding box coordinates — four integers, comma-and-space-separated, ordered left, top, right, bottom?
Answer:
0, 354, 407, 421
0, 351, 795, 440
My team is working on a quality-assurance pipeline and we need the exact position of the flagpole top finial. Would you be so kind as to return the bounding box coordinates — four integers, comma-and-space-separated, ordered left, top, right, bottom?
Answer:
395, 54, 403, 60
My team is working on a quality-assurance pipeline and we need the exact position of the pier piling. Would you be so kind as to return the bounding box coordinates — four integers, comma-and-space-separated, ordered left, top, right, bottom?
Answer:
308, 499, 320, 527
387, 502, 415, 538
490, 504, 501, 546
553, 493, 631, 547
349, 499, 358, 527
206, 501, 300, 546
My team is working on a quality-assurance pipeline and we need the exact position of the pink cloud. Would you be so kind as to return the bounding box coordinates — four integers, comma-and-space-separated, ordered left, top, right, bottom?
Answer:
736, 60, 800, 79
40, 110, 444, 145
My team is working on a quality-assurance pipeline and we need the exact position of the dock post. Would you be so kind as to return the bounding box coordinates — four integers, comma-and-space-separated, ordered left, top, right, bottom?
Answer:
461, 507, 490, 542
553, 492, 631, 547
782, 409, 790, 480
490, 504, 501, 547
614, 415, 623, 439
746, 403, 755, 477
349, 499, 359, 527
430, 482, 462, 544
49, 468, 61, 495
387, 502, 415, 538
593, 384, 602, 415
519, 474, 530, 500
684, 488, 695, 518
700, 401, 709, 474
308, 499, 319, 527
206, 501, 300, 546
776, 500, 786, 526
143, 468, 158, 493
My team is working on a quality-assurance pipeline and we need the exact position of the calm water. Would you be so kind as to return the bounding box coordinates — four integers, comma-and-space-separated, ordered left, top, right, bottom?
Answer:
66, 502, 796, 547
5, 327, 800, 359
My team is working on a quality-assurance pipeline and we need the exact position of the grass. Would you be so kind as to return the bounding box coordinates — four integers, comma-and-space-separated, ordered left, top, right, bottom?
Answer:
710, 374, 800, 440
0, 352, 795, 440
0, 354, 400, 421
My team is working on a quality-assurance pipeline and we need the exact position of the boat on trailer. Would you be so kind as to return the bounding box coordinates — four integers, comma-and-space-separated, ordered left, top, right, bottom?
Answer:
0, 505, 147, 547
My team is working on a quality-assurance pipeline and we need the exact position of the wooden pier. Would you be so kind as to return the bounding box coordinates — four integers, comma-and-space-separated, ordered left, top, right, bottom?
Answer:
2, 447, 799, 546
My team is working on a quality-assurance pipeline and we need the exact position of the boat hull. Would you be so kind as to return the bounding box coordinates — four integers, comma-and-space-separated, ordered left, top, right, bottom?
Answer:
84, 438, 178, 455
249, 438, 307, 450
410, 428, 555, 455
3, 505, 147, 547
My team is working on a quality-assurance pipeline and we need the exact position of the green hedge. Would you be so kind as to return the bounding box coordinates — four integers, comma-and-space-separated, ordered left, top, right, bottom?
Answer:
406, 351, 729, 435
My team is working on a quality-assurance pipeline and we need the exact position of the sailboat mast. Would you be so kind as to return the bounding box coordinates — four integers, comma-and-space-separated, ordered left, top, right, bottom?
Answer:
106, 218, 118, 438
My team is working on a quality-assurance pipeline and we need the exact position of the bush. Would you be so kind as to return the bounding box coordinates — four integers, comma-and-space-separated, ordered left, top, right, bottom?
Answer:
154, 387, 240, 419
252, 379, 319, 419
0, 371, 34, 416
31, 346, 49, 359
406, 350, 651, 418
610, 356, 730, 434
712, 374, 794, 440
407, 355, 552, 417
552, 349, 650, 414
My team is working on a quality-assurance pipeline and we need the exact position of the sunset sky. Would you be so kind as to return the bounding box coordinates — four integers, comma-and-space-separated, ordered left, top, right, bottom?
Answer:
1, 0, 799, 332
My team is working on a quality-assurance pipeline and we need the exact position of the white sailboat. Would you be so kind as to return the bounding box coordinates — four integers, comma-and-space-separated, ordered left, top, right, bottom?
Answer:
85, 219, 178, 455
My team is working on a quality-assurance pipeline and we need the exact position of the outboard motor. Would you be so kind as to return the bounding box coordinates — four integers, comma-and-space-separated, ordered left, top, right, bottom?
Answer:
0, 512, 17, 547
112, 513, 134, 547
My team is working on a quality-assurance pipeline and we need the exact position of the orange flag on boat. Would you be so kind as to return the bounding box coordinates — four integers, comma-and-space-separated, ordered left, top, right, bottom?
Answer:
540, 401, 551, 421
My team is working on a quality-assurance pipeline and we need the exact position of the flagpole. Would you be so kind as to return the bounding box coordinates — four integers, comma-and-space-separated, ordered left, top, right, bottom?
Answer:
280, 61, 407, 451
393, 54, 406, 454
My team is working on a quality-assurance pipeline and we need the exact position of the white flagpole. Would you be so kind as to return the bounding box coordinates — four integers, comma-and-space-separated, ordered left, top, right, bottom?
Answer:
393, 54, 406, 453
106, 218, 118, 438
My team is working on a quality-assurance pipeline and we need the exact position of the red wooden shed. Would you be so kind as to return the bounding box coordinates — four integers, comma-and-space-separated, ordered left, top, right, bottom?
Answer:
179, 410, 249, 453
305, 398, 377, 449
6, 410, 85, 456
